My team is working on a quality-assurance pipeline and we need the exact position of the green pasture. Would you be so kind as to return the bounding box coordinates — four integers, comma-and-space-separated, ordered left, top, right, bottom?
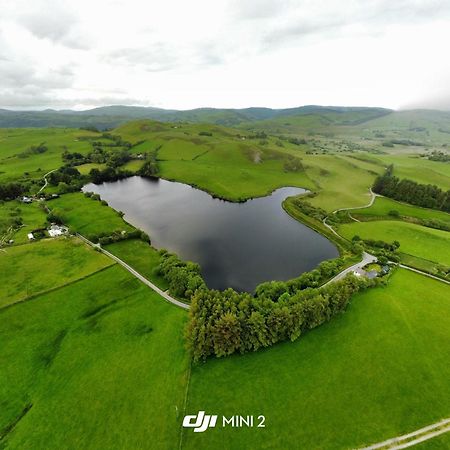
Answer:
49, 193, 134, 237
0, 128, 98, 182
0, 237, 113, 308
105, 239, 169, 290
0, 264, 188, 450
339, 220, 450, 265
0, 200, 48, 245
183, 269, 450, 450
353, 196, 450, 225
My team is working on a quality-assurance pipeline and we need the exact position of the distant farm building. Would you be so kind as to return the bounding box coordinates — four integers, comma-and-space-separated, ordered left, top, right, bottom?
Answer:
27, 232, 35, 240
22, 196, 32, 203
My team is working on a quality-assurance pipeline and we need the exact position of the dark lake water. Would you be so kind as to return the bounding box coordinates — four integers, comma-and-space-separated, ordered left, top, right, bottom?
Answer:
83, 177, 338, 292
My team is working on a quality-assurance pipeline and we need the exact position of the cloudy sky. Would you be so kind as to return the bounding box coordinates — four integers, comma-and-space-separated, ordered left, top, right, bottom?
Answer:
0, 0, 449, 110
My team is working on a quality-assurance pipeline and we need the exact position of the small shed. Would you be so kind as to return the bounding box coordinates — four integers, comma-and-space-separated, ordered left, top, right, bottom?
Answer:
27, 233, 35, 240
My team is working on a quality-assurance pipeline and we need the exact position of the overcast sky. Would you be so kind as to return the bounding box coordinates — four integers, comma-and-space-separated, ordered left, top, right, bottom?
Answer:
0, 0, 449, 111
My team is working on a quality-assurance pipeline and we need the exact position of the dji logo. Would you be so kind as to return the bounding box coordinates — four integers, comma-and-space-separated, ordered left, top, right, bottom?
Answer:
183, 411, 266, 432
182, 411, 218, 433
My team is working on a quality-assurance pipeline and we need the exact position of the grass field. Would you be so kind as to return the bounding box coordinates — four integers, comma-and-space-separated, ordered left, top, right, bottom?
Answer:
339, 220, 450, 265
49, 193, 134, 237
0, 128, 98, 183
75, 162, 106, 175
352, 196, 450, 225
0, 200, 48, 245
182, 269, 450, 450
0, 252, 188, 449
115, 120, 317, 201
105, 239, 169, 290
0, 237, 114, 308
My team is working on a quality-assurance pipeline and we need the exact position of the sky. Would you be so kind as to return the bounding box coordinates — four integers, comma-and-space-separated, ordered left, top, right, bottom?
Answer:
0, 0, 450, 111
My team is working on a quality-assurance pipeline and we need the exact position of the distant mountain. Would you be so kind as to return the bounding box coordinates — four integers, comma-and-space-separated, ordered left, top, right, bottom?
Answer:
0, 105, 393, 129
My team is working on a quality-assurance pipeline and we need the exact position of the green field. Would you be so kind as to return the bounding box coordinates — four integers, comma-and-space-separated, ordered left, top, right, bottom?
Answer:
105, 239, 169, 290
0, 128, 98, 183
352, 196, 450, 225
2, 111, 450, 449
339, 220, 450, 265
0, 252, 188, 449
0, 200, 48, 245
0, 238, 114, 308
183, 269, 450, 449
49, 193, 134, 237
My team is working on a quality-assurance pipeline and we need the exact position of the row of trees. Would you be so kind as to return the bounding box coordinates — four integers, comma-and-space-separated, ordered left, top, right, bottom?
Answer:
153, 248, 381, 361
186, 275, 380, 361
373, 165, 450, 212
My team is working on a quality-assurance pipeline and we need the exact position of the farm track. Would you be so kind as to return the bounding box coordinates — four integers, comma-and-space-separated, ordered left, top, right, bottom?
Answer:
357, 417, 450, 449
37, 169, 57, 194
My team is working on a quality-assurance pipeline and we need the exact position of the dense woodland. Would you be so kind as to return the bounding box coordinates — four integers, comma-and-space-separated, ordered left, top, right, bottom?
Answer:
373, 165, 450, 212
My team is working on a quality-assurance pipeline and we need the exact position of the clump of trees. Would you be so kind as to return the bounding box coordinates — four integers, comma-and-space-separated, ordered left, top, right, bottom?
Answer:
426, 151, 450, 162
157, 251, 206, 299
0, 182, 26, 201
18, 143, 48, 158
291, 198, 327, 221
89, 167, 133, 184
352, 235, 400, 263
373, 165, 450, 212
283, 155, 304, 172
186, 274, 380, 361
96, 229, 150, 245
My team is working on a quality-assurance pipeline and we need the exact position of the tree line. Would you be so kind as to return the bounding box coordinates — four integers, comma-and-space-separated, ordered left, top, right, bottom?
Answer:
373, 165, 450, 212
186, 275, 381, 361
154, 250, 382, 361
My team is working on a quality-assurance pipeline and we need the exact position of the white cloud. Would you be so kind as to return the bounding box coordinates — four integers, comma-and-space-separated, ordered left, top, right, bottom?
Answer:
0, 0, 449, 110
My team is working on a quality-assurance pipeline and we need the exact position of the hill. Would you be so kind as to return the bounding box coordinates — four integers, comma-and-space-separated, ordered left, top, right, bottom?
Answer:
0, 105, 392, 129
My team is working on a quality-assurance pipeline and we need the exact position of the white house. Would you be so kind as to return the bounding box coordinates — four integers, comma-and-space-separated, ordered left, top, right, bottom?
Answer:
27, 232, 35, 240
48, 224, 68, 237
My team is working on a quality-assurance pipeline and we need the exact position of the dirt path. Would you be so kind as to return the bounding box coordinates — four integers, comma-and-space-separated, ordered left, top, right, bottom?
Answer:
37, 169, 57, 195
357, 417, 450, 449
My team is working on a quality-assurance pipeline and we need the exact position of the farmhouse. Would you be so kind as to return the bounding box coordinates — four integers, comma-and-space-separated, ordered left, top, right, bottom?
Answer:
27, 232, 35, 240
48, 224, 68, 237
21, 196, 32, 203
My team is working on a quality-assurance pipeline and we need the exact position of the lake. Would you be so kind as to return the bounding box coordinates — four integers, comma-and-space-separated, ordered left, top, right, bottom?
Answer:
83, 177, 338, 292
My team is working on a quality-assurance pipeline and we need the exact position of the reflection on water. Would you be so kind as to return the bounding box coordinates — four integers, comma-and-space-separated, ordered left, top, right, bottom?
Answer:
83, 177, 338, 292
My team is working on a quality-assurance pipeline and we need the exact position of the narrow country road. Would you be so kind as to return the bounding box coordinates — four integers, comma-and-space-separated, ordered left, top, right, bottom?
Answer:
76, 234, 190, 310
323, 252, 377, 286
